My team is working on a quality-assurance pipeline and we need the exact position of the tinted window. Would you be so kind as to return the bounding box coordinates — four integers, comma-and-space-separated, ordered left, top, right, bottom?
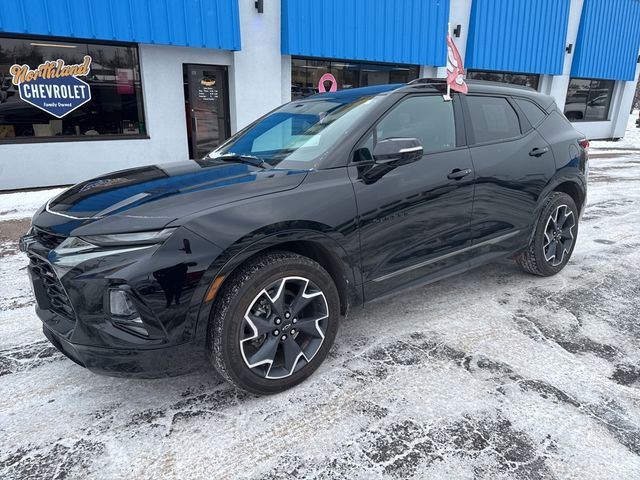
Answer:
0, 35, 145, 141
467, 70, 540, 90
211, 95, 386, 168
375, 95, 456, 153
564, 78, 614, 122
514, 98, 547, 126
466, 96, 521, 143
291, 57, 419, 100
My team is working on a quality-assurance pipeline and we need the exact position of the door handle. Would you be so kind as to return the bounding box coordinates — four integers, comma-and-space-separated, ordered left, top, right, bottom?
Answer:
447, 168, 472, 180
529, 147, 549, 157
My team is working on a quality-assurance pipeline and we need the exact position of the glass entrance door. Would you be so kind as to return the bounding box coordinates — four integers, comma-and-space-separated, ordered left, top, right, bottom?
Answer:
183, 64, 230, 159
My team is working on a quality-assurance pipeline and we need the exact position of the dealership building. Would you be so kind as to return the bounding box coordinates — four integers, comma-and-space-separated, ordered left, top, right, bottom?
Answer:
1, 0, 639, 190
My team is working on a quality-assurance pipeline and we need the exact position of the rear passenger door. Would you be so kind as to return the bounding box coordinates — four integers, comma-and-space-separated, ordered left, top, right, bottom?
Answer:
462, 95, 556, 260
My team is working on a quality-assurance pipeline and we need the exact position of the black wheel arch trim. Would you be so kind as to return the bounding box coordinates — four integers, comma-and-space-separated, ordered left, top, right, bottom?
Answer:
192, 225, 361, 348
528, 174, 586, 244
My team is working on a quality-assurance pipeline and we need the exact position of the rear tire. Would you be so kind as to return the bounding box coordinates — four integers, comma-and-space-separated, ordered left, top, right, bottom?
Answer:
208, 251, 340, 394
516, 192, 579, 276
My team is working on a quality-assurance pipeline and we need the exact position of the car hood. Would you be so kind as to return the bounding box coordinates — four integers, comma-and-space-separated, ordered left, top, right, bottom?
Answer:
33, 160, 309, 236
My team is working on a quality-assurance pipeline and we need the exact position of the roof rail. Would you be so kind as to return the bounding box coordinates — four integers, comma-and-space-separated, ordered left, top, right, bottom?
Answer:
407, 78, 447, 85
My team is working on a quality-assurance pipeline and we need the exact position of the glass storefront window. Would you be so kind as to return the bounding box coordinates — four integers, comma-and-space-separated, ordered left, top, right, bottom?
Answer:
0, 35, 145, 142
564, 78, 614, 122
291, 57, 419, 99
467, 70, 540, 90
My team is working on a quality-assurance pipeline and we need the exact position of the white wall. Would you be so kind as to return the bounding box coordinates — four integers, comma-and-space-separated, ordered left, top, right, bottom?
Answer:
0, 44, 233, 190
611, 63, 640, 138
448, 0, 473, 63
420, 0, 472, 79
545, 0, 584, 106
230, 0, 286, 132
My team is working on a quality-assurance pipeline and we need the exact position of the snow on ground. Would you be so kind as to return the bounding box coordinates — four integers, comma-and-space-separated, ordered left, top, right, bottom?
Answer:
0, 187, 65, 221
1, 116, 639, 479
591, 109, 640, 149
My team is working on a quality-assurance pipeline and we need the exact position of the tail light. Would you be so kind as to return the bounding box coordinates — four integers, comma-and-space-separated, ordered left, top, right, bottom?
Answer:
578, 138, 590, 153
578, 138, 589, 176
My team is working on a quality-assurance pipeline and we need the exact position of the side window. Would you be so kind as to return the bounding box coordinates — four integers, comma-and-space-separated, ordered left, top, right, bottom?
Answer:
376, 96, 456, 153
466, 96, 521, 143
514, 98, 547, 127
354, 131, 374, 162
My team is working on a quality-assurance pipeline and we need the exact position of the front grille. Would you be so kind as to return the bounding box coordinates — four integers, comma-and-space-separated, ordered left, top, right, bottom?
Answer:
28, 254, 76, 320
33, 227, 66, 250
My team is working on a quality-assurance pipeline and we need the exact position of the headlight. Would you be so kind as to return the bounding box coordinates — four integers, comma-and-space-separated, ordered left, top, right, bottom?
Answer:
80, 228, 176, 247
55, 236, 96, 255
50, 229, 176, 270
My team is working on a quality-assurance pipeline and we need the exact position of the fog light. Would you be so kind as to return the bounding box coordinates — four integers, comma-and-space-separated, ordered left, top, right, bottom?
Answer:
109, 289, 148, 336
109, 289, 137, 317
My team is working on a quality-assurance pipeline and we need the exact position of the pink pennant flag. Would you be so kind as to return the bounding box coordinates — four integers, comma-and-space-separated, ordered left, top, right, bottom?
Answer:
446, 33, 468, 94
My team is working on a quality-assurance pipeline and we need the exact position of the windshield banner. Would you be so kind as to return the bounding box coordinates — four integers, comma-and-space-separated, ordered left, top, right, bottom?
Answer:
9, 55, 92, 118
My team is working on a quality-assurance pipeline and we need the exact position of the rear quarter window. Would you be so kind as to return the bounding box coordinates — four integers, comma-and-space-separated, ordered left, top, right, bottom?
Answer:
466, 96, 521, 143
514, 98, 547, 127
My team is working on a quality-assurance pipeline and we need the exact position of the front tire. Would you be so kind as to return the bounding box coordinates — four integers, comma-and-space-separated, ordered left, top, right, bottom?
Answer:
208, 251, 340, 394
516, 192, 579, 276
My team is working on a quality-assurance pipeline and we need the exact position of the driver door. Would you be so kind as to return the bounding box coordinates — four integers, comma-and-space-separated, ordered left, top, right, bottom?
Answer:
349, 94, 476, 299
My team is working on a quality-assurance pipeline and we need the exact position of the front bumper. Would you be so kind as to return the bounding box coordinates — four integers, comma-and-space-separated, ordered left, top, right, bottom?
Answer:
43, 323, 204, 378
24, 226, 223, 377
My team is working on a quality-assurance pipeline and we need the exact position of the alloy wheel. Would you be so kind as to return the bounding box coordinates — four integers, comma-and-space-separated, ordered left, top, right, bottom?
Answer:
543, 204, 575, 267
240, 276, 329, 379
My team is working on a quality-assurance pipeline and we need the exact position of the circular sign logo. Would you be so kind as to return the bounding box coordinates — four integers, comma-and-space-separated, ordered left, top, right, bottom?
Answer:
317, 73, 338, 93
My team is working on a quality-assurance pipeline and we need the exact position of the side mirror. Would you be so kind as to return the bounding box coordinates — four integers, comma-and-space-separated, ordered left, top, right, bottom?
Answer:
373, 138, 423, 166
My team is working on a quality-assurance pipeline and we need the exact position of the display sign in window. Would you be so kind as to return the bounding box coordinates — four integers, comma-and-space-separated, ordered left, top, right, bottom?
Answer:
0, 35, 145, 142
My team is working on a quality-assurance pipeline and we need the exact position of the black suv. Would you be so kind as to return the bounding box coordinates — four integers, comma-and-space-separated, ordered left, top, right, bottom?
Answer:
22, 79, 588, 394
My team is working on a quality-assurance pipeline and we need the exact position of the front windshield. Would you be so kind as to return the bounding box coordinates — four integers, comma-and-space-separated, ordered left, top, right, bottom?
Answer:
208, 94, 384, 168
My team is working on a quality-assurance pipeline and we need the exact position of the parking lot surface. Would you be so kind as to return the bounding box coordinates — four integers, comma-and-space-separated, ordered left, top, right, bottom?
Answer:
1, 115, 639, 479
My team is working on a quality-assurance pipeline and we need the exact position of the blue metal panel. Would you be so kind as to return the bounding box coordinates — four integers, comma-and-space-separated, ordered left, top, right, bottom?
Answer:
0, 0, 241, 50
466, 0, 570, 75
571, 0, 640, 81
281, 0, 449, 66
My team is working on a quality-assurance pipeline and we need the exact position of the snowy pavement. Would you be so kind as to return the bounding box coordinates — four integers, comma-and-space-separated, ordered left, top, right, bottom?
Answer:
1, 115, 640, 479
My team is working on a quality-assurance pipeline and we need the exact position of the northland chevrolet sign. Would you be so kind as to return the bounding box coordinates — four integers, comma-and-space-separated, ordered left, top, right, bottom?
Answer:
9, 56, 92, 118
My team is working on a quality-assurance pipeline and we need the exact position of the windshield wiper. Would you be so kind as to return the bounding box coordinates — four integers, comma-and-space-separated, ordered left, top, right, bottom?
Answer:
214, 153, 273, 169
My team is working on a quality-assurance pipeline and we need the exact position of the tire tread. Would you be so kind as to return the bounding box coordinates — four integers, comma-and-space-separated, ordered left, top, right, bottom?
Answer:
516, 192, 577, 277
207, 250, 336, 394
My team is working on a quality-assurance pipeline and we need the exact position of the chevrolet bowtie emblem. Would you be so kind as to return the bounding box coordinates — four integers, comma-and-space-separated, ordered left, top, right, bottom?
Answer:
18, 234, 37, 253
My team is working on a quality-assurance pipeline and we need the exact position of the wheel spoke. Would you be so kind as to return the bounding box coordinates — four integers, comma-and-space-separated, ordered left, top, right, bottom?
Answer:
265, 280, 287, 318
561, 211, 574, 230
560, 237, 573, 258
556, 207, 568, 228
545, 241, 557, 262
282, 337, 304, 372
245, 313, 273, 337
294, 316, 326, 337
563, 235, 574, 249
247, 335, 279, 367
289, 289, 316, 318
